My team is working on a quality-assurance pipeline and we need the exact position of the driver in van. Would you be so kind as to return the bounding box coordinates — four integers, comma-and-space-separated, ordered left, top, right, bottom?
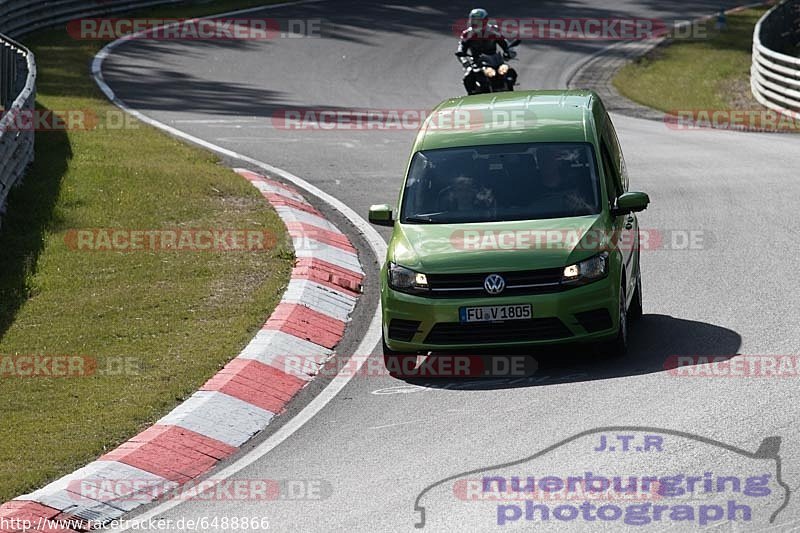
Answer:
438, 175, 496, 212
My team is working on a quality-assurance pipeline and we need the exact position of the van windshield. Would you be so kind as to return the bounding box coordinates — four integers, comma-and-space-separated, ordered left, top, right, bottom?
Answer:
400, 142, 601, 224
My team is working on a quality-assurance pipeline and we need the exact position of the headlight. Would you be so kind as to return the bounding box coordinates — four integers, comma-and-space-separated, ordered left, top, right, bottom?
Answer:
562, 252, 609, 286
483, 66, 496, 78
388, 263, 429, 294
498, 64, 509, 75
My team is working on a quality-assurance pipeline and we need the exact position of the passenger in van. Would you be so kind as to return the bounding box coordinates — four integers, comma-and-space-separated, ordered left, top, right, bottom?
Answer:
537, 149, 597, 215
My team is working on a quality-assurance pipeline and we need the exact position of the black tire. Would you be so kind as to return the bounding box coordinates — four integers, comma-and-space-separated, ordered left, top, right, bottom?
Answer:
601, 281, 628, 357
629, 255, 643, 322
382, 335, 417, 378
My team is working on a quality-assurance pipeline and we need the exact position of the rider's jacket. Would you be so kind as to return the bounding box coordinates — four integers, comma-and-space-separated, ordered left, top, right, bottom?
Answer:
456, 24, 510, 67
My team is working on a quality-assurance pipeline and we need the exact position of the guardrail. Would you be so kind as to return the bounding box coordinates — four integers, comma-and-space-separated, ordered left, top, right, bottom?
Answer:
0, 34, 35, 221
751, 0, 800, 114
0, 0, 181, 224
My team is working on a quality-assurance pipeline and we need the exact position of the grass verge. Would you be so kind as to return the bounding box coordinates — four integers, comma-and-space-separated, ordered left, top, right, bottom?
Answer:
613, 7, 770, 112
0, 0, 294, 501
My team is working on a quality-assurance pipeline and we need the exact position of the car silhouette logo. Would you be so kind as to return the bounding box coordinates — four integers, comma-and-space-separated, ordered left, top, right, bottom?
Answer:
413, 427, 791, 529
484, 274, 506, 295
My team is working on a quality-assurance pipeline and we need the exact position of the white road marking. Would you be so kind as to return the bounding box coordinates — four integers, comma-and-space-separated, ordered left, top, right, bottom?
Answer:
371, 385, 428, 395
91, 2, 389, 530
369, 420, 424, 430
172, 119, 261, 124
215, 136, 302, 142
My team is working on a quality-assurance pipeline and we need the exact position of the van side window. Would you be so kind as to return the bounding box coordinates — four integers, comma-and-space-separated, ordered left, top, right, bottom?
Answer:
600, 141, 620, 204
604, 116, 629, 192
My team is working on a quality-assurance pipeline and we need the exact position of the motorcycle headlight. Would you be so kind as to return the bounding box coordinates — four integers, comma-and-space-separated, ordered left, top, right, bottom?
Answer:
498, 64, 509, 75
388, 263, 429, 294
562, 252, 609, 286
483, 66, 496, 78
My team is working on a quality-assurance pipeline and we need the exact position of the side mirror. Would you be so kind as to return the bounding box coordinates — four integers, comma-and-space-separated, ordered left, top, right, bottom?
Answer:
612, 192, 650, 217
369, 204, 394, 227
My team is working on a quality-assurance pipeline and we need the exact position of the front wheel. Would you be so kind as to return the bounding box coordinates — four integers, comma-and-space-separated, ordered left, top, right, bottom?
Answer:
629, 255, 643, 321
382, 335, 417, 378
601, 281, 628, 357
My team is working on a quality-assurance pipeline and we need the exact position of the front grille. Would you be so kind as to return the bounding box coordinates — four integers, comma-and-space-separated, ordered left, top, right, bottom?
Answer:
424, 268, 564, 298
574, 309, 613, 333
388, 319, 421, 342
424, 318, 572, 345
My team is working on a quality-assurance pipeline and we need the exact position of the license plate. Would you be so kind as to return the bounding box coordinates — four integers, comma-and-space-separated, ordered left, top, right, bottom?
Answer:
459, 304, 532, 323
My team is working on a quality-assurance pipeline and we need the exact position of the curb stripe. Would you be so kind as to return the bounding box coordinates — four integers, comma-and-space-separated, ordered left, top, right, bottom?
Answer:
0, 501, 79, 533
273, 205, 340, 233
18, 461, 177, 520
238, 173, 307, 203
286, 221, 355, 252
100, 425, 236, 484
157, 391, 275, 448
293, 257, 364, 294
263, 193, 321, 216
263, 303, 347, 349
237, 329, 332, 380
201, 358, 306, 414
282, 279, 358, 322
235, 168, 304, 197
294, 240, 362, 274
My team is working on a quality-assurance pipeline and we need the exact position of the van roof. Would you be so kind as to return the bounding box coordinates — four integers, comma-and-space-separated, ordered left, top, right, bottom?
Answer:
415, 89, 600, 151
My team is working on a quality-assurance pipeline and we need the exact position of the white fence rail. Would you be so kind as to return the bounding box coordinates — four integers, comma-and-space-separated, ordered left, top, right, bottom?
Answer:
0, 34, 35, 220
751, 0, 800, 114
0, 0, 180, 223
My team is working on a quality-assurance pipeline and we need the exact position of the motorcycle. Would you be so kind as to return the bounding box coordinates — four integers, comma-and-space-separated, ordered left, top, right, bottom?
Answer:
461, 39, 521, 95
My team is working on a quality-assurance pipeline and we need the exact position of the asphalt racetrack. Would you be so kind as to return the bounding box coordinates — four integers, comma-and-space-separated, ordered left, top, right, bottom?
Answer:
101, 1, 800, 530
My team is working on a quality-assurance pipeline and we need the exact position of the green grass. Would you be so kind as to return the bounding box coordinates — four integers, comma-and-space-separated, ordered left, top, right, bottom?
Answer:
613, 7, 770, 111
0, 0, 293, 501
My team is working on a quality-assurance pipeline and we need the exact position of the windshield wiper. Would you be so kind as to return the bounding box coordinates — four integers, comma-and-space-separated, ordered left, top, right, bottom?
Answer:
403, 216, 438, 224
403, 212, 445, 224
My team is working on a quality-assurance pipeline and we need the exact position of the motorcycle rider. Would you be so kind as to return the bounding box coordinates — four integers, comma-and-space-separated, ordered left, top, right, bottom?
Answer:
456, 8, 516, 94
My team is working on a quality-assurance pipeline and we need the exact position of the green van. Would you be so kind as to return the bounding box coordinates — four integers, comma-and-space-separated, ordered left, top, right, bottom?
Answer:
369, 90, 650, 366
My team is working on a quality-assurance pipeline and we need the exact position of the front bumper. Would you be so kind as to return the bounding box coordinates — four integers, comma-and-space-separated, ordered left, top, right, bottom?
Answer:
382, 276, 619, 352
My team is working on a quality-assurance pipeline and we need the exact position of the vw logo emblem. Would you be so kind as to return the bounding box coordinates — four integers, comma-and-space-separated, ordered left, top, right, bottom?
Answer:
484, 274, 506, 295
